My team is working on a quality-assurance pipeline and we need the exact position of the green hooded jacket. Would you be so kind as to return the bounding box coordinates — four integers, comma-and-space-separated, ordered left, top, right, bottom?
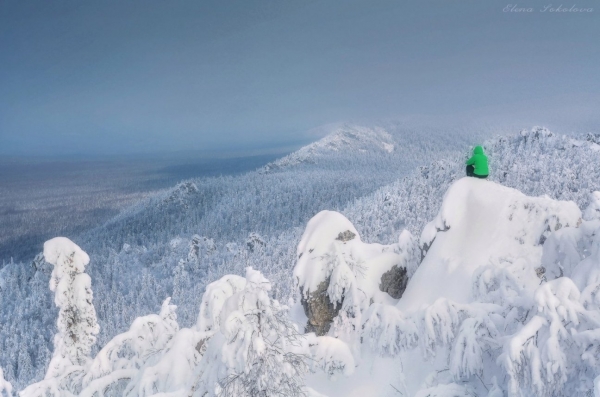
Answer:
466, 146, 489, 176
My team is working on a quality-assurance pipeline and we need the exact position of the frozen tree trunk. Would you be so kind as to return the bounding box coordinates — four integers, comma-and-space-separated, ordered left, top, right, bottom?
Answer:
43, 237, 99, 379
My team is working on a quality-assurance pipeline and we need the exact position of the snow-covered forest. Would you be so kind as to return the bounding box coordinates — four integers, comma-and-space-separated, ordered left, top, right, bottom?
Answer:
2, 125, 600, 396
0, 153, 282, 262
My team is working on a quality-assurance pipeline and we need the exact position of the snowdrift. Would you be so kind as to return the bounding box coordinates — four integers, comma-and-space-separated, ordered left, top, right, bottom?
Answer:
400, 177, 581, 311
363, 180, 600, 397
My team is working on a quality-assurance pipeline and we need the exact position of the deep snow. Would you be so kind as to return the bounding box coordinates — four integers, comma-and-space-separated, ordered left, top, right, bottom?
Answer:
400, 178, 580, 311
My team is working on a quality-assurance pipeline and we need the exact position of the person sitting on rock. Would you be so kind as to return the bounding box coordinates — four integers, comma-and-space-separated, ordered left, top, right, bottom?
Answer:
465, 145, 489, 178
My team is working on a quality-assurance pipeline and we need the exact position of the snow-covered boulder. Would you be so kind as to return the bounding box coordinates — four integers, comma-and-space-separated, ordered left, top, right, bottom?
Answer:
294, 210, 418, 336
399, 177, 581, 311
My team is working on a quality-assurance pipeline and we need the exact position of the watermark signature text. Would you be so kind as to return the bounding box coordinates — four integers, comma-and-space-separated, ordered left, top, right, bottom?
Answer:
503, 4, 594, 12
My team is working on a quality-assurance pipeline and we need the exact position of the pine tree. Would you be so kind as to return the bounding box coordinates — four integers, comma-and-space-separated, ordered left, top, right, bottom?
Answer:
44, 237, 99, 377
20, 237, 99, 397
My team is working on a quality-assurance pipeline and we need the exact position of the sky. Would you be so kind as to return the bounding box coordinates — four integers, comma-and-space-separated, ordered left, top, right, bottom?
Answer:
1, 0, 599, 156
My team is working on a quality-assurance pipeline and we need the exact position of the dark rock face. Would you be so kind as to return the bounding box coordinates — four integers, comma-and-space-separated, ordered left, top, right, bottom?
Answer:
300, 279, 342, 336
336, 230, 356, 242
379, 265, 408, 299
421, 221, 450, 260
535, 266, 548, 282
195, 337, 208, 355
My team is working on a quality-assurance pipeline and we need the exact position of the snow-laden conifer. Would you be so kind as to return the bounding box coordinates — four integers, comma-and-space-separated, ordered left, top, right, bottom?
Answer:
21, 237, 99, 397
196, 267, 309, 397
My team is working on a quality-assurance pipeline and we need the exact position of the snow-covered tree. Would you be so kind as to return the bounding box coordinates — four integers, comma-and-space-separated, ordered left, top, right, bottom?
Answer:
20, 237, 99, 397
197, 267, 309, 397
79, 297, 185, 397
44, 238, 99, 375
0, 368, 13, 397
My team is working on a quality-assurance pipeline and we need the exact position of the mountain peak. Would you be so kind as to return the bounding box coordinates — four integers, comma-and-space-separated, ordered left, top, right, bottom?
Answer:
260, 125, 395, 173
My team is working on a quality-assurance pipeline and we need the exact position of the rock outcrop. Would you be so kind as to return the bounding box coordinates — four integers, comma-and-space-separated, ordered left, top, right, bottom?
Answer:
300, 279, 342, 336
294, 210, 418, 336
379, 265, 408, 299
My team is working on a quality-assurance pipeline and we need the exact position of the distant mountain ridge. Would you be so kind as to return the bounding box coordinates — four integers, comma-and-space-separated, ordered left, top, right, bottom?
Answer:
259, 125, 396, 172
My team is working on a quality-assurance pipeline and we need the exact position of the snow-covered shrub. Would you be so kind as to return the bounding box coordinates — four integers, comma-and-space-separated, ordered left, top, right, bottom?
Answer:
119, 327, 207, 397
78, 298, 181, 396
304, 334, 355, 379
21, 262, 313, 396
584, 192, 600, 221
196, 274, 247, 333
496, 213, 600, 396
362, 303, 419, 356
195, 267, 310, 397
498, 276, 600, 396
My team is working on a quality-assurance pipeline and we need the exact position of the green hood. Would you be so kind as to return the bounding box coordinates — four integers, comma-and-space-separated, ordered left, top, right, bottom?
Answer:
465, 145, 489, 175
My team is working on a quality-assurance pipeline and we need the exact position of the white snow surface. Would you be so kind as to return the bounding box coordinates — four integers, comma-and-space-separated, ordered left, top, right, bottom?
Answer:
0, 368, 12, 396
294, 210, 418, 308
399, 177, 581, 311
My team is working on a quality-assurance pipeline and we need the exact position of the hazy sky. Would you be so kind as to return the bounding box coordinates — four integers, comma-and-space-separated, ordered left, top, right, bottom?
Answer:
1, 0, 599, 156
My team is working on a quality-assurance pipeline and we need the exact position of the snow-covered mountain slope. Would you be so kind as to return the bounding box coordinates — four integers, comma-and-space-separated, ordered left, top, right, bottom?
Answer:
259, 125, 396, 172
17, 177, 600, 397
1, 125, 599, 391
1, 123, 474, 389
